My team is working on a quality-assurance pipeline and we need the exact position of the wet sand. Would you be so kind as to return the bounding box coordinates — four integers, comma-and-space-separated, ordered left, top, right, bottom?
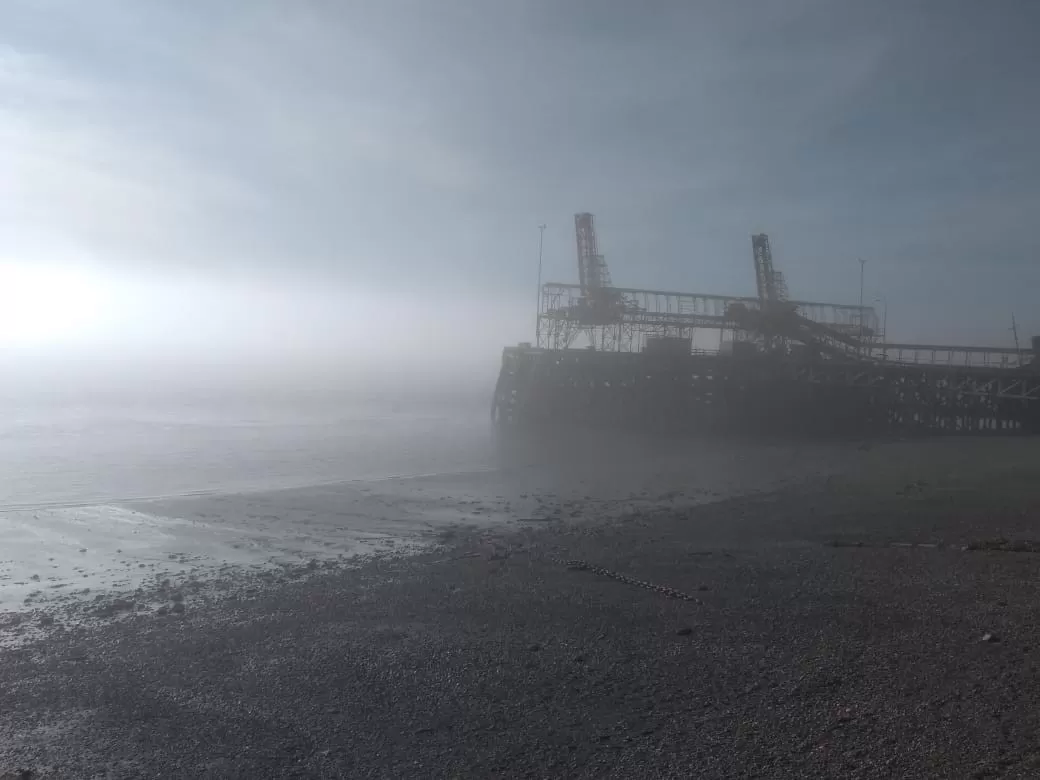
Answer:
2, 437, 1040, 777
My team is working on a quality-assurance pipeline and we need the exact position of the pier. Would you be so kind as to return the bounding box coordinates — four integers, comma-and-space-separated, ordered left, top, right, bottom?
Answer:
493, 214, 1038, 436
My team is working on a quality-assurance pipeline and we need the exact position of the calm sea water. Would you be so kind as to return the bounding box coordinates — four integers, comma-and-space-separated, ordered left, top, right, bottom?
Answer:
1, 380, 937, 515
0, 396, 499, 509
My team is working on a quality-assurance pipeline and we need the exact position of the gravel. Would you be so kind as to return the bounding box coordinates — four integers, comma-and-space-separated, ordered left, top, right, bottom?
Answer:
3, 472, 1040, 778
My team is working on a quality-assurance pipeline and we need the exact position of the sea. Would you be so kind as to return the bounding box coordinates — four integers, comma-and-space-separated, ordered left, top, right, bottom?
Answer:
0, 395, 499, 508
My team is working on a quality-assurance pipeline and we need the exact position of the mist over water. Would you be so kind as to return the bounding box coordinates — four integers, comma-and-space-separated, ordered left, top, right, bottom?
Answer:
0, 264, 525, 382
0, 393, 496, 509
0, 264, 523, 509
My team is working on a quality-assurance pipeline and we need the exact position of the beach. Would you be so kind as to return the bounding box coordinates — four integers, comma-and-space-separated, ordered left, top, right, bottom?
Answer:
2, 431, 1040, 777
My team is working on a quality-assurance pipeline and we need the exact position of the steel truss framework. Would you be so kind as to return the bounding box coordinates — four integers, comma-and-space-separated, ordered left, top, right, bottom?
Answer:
863, 343, 1027, 369
536, 283, 1030, 369
792, 362, 1040, 432
536, 282, 878, 348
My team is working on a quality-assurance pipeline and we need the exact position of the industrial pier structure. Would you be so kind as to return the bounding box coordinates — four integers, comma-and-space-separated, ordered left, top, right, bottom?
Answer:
492, 213, 1040, 435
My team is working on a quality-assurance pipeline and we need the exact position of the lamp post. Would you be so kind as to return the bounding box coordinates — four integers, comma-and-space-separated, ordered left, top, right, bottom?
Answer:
858, 258, 866, 353
874, 295, 888, 361
535, 223, 546, 345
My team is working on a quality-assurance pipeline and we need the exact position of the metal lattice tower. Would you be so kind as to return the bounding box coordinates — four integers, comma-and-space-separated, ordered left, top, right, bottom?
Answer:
751, 233, 781, 303
575, 213, 613, 297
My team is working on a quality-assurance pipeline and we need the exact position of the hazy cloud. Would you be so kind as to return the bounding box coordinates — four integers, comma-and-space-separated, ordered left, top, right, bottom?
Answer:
0, 0, 1038, 356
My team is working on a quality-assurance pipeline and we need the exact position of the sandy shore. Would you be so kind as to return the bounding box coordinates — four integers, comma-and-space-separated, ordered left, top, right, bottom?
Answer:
3, 438, 1040, 778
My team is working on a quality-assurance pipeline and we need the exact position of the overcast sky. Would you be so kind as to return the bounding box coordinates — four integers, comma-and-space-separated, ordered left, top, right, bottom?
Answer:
1, 0, 1038, 370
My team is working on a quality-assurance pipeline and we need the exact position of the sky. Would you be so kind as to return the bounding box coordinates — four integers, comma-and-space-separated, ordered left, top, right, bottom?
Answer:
1, 0, 1038, 382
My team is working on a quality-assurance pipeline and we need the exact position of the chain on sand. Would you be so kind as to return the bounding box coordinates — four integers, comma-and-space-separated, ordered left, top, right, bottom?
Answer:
553, 558, 700, 602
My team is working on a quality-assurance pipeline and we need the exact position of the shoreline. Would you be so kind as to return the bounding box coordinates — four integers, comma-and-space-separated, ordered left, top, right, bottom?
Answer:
0, 429, 939, 633
3, 449, 1040, 777
1, 431, 925, 620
